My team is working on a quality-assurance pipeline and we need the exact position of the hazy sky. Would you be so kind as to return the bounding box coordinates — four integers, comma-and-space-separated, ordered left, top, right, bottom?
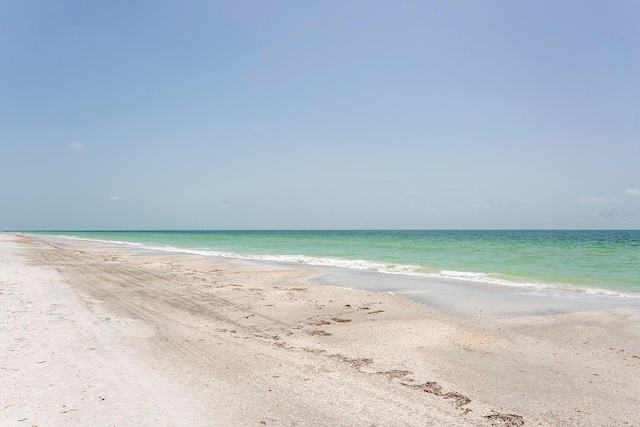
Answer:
1, 1, 639, 230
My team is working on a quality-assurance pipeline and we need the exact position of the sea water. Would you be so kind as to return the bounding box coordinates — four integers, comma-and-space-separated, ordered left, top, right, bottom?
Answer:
32, 230, 640, 297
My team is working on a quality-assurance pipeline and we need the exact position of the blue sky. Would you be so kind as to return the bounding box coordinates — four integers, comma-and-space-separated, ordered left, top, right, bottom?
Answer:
1, 1, 639, 230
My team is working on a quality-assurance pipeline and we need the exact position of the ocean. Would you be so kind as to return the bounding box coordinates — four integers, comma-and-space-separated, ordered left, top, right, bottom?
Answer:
32, 230, 640, 298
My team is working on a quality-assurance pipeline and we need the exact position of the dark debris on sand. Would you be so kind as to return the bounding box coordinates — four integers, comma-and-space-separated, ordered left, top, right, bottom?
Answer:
484, 411, 526, 427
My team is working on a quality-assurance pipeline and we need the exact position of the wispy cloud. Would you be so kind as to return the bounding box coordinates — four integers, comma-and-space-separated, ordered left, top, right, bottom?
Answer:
69, 142, 86, 151
425, 207, 438, 212
109, 196, 121, 201
404, 190, 416, 195
578, 196, 620, 204
626, 188, 640, 196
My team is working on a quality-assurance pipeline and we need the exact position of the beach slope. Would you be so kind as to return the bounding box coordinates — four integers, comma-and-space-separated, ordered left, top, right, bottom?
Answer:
1, 234, 639, 426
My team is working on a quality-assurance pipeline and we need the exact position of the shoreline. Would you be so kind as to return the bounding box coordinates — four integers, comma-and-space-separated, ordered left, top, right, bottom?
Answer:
31, 230, 640, 300
2, 233, 639, 426
33, 233, 640, 317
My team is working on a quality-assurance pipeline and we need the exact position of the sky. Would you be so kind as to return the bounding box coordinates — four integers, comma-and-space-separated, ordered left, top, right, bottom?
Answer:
1, 0, 639, 230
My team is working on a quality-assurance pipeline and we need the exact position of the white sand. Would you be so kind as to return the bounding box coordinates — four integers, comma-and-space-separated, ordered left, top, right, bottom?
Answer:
1, 233, 639, 426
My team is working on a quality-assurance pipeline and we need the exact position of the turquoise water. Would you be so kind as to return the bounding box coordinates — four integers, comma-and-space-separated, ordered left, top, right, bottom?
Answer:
33, 230, 640, 296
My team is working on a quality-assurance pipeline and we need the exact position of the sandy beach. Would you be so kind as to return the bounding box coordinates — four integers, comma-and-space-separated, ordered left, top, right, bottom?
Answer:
1, 233, 639, 426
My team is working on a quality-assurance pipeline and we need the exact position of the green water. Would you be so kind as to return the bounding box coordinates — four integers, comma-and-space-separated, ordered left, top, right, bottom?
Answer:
32, 230, 640, 296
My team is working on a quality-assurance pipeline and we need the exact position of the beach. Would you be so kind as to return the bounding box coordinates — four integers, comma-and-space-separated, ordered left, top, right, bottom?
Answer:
2, 233, 639, 426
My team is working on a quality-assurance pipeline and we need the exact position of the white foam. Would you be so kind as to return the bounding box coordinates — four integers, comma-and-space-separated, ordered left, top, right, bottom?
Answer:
58, 236, 144, 246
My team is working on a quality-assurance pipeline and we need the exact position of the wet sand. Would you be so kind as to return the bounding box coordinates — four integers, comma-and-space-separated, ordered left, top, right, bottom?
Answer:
1, 233, 639, 426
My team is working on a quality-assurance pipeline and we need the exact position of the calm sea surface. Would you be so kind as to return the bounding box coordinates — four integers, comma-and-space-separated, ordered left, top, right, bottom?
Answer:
33, 230, 640, 297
